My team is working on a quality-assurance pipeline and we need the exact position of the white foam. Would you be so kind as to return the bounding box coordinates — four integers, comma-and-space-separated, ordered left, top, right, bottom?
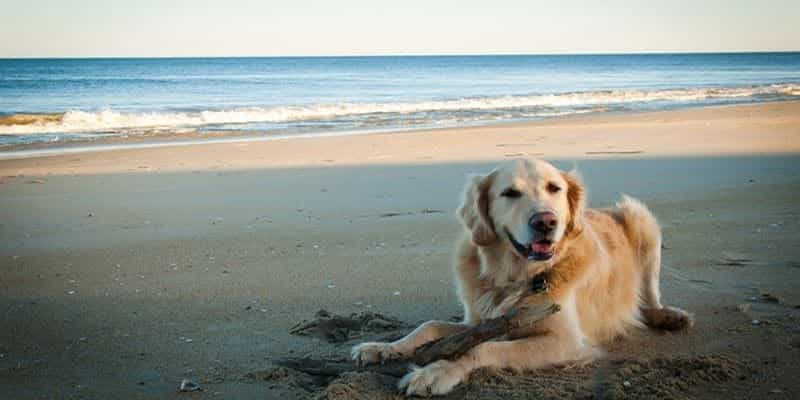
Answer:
1, 83, 798, 135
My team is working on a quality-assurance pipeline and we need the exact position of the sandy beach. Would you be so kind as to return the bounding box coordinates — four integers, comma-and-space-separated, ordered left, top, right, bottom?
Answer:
2, 101, 800, 399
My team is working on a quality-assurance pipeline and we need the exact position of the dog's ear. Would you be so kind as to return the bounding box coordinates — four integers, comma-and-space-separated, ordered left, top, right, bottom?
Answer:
458, 172, 498, 246
562, 169, 586, 236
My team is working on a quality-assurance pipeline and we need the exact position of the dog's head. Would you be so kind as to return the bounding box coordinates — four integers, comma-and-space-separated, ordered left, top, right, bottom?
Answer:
458, 159, 585, 262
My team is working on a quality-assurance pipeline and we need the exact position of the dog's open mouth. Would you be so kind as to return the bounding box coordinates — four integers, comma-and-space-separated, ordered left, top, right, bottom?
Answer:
504, 228, 554, 261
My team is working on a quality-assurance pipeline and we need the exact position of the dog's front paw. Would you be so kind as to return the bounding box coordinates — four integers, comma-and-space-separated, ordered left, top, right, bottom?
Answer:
351, 342, 402, 366
398, 360, 465, 396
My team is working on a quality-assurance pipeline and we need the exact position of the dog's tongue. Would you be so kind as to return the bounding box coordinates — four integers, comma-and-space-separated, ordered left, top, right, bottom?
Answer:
531, 242, 552, 253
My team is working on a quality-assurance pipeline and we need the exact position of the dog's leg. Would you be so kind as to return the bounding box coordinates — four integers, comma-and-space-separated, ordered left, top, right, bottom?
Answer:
618, 195, 694, 332
638, 226, 693, 331
399, 306, 600, 396
453, 235, 484, 324
351, 320, 470, 365
639, 233, 693, 331
400, 336, 599, 396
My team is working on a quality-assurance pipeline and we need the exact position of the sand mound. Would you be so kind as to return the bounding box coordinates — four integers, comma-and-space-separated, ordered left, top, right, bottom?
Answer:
457, 355, 746, 400
314, 372, 402, 400
601, 355, 746, 399
300, 355, 746, 399
289, 310, 407, 343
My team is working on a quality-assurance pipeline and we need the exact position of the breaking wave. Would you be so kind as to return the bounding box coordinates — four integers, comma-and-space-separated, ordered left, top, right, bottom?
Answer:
1, 83, 798, 136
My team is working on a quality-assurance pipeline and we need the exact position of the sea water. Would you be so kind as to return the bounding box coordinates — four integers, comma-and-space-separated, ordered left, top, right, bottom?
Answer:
1, 53, 799, 147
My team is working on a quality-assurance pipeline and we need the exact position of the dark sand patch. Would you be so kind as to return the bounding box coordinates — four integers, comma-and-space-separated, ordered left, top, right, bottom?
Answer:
715, 252, 766, 267
376, 209, 445, 219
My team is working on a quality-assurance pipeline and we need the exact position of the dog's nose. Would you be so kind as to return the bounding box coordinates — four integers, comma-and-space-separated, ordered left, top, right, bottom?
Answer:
530, 212, 557, 234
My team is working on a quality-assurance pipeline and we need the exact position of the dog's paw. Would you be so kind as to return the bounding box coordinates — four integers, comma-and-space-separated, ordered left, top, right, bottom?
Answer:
351, 342, 402, 366
642, 306, 694, 332
398, 360, 465, 396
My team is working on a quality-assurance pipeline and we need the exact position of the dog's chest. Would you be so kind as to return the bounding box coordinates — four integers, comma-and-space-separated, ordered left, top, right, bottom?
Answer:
476, 268, 550, 319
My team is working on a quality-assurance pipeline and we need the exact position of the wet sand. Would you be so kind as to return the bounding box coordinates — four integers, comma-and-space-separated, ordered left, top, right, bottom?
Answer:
1, 102, 799, 399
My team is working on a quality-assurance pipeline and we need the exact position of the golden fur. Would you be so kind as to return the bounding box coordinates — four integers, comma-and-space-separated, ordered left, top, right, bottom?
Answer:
352, 158, 692, 396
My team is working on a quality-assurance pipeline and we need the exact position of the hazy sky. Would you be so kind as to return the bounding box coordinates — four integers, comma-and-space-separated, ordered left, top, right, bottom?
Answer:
1, 0, 799, 57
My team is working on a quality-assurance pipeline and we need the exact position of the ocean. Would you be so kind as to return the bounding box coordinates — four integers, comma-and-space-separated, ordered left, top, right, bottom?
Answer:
1, 53, 799, 148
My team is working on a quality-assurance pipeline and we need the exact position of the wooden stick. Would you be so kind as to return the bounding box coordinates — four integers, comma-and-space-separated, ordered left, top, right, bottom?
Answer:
409, 301, 559, 366
275, 300, 560, 378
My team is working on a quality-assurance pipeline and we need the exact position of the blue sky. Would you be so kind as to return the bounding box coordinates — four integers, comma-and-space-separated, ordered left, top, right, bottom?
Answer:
1, 0, 798, 57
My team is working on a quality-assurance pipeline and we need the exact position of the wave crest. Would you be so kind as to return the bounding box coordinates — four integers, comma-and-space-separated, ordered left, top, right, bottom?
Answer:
1, 83, 798, 135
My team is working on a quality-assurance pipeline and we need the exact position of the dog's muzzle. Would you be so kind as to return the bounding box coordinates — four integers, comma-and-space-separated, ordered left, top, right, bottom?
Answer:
504, 227, 554, 261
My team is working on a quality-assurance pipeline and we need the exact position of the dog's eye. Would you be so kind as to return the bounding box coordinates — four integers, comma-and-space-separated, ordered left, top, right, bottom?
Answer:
546, 182, 562, 194
501, 188, 522, 198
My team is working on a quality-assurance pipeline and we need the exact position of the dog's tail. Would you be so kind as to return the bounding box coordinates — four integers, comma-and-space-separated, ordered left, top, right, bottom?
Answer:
617, 195, 693, 332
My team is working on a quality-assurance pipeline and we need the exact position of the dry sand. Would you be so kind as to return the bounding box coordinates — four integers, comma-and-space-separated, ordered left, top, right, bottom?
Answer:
1, 102, 799, 399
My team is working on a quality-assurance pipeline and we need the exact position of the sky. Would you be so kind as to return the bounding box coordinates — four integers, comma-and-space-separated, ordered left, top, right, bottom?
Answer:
1, 0, 799, 58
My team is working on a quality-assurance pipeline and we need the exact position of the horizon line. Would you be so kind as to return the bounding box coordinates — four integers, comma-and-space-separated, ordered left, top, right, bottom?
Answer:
2, 49, 799, 60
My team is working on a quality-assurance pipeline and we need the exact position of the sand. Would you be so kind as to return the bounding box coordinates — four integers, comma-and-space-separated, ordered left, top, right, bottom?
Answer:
1, 101, 799, 399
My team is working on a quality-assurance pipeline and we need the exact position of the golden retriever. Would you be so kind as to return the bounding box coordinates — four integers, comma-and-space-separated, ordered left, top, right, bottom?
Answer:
352, 158, 692, 396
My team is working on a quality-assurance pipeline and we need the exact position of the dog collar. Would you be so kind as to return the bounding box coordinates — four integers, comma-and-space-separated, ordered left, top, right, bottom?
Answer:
531, 274, 548, 293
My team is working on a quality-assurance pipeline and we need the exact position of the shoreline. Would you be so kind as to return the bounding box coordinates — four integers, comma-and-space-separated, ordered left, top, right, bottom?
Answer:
1, 99, 798, 160
2, 100, 798, 176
